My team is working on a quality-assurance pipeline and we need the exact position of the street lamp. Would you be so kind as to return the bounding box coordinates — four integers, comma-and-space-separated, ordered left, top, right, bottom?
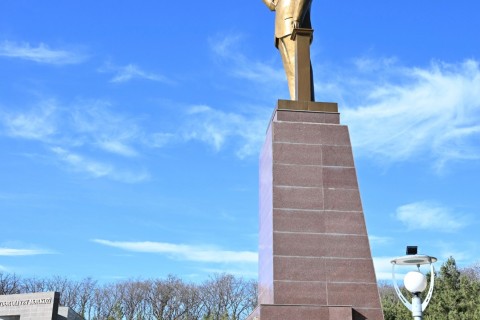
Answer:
391, 246, 437, 320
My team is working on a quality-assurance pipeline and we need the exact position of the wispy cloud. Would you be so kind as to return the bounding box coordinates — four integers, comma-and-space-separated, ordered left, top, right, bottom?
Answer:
369, 235, 393, 246
433, 240, 480, 264
51, 147, 149, 183
182, 105, 270, 159
0, 247, 54, 256
71, 102, 141, 157
1, 99, 57, 141
0, 40, 87, 65
210, 35, 480, 168
0, 99, 155, 183
99, 62, 173, 84
209, 34, 285, 94
93, 239, 258, 264
342, 59, 480, 170
373, 257, 395, 281
394, 201, 468, 232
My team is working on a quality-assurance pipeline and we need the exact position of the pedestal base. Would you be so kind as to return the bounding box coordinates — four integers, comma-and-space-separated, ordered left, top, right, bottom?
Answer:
249, 100, 384, 320
247, 304, 384, 320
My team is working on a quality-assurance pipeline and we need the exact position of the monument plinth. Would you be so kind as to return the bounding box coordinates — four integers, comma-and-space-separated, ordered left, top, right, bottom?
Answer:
247, 100, 384, 320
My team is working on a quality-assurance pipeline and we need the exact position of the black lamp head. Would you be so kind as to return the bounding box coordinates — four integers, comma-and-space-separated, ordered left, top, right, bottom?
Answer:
406, 246, 418, 255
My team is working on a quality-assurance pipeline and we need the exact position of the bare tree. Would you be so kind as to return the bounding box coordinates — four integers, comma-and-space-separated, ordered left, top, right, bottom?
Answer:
0, 272, 258, 320
146, 275, 192, 320
21, 276, 48, 293
117, 279, 148, 320
77, 277, 97, 319
91, 283, 122, 320
0, 272, 21, 295
462, 262, 480, 281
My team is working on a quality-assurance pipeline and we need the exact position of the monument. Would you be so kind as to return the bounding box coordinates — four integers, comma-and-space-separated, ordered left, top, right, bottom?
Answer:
247, 1, 384, 319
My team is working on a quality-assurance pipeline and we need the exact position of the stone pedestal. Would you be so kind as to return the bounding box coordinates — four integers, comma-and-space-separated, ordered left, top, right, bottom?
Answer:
248, 100, 384, 320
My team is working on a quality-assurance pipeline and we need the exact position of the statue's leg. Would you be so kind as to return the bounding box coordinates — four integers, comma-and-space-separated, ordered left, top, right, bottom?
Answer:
310, 62, 315, 101
278, 36, 296, 100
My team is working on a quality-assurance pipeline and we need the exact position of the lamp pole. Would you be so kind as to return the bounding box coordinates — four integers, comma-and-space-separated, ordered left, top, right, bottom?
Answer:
391, 246, 437, 320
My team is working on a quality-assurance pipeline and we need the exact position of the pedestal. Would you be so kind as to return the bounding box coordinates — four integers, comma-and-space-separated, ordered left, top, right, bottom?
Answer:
248, 100, 384, 320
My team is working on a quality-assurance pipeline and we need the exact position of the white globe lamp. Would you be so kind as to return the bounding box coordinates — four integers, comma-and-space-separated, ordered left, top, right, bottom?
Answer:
391, 246, 437, 320
404, 271, 428, 293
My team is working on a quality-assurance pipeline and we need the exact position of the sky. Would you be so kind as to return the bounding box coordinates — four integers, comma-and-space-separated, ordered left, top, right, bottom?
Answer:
1, 1, 479, 283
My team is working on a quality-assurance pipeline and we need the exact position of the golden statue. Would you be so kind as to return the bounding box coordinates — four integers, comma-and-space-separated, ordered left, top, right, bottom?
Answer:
262, 0, 314, 101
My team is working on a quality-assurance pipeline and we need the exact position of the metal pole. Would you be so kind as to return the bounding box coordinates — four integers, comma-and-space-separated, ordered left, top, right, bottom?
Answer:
412, 294, 423, 320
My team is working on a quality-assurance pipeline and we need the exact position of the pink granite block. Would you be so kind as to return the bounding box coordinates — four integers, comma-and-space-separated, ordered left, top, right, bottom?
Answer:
273, 256, 326, 281
273, 233, 371, 259
257, 290, 273, 305
323, 167, 359, 189
273, 186, 323, 210
329, 307, 354, 320
274, 280, 327, 305
260, 305, 330, 320
324, 188, 363, 211
325, 211, 368, 235
276, 109, 340, 124
273, 122, 325, 145
273, 163, 322, 187
273, 209, 325, 233
273, 232, 326, 257
323, 235, 372, 259
325, 113, 341, 124
322, 145, 355, 167
273, 142, 323, 166
327, 283, 383, 309
325, 258, 377, 283
320, 125, 351, 146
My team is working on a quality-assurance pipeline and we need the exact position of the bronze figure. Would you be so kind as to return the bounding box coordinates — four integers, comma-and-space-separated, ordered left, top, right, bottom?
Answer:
262, 0, 314, 100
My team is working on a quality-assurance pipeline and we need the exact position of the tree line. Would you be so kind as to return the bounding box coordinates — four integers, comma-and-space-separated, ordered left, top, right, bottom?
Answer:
2, 257, 479, 319
0, 273, 257, 320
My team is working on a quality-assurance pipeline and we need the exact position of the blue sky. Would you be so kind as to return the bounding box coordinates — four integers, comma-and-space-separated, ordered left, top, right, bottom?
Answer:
1, 1, 479, 282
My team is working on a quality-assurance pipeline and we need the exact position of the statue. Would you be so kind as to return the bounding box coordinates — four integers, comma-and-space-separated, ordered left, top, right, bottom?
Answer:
262, 0, 314, 101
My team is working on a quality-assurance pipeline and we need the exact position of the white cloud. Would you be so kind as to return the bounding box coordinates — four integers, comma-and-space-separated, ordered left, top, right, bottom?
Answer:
369, 235, 393, 246
93, 239, 258, 264
1, 99, 57, 141
434, 241, 480, 264
353, 56, 398, 73
71, 102, 142, 157
51, 147, 149, 183
342, 59, 480, 169
209, 34, 286, 94
0, 248, 53, 256
209, 36, 480, 168
373, 257, 395, 281
182, 105, 270, 159
99, 62, 172, 84
51, 147, 112, 177
147, 132, 175, 148
394, 201, 468, 232
0, 40, 86, 65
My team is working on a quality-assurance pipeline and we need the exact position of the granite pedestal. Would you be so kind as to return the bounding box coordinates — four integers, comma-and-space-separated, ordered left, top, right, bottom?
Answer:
247, 100, 384, 320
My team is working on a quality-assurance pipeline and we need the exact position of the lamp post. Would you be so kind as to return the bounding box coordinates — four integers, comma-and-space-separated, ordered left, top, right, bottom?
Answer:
391, 246, 437, 320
